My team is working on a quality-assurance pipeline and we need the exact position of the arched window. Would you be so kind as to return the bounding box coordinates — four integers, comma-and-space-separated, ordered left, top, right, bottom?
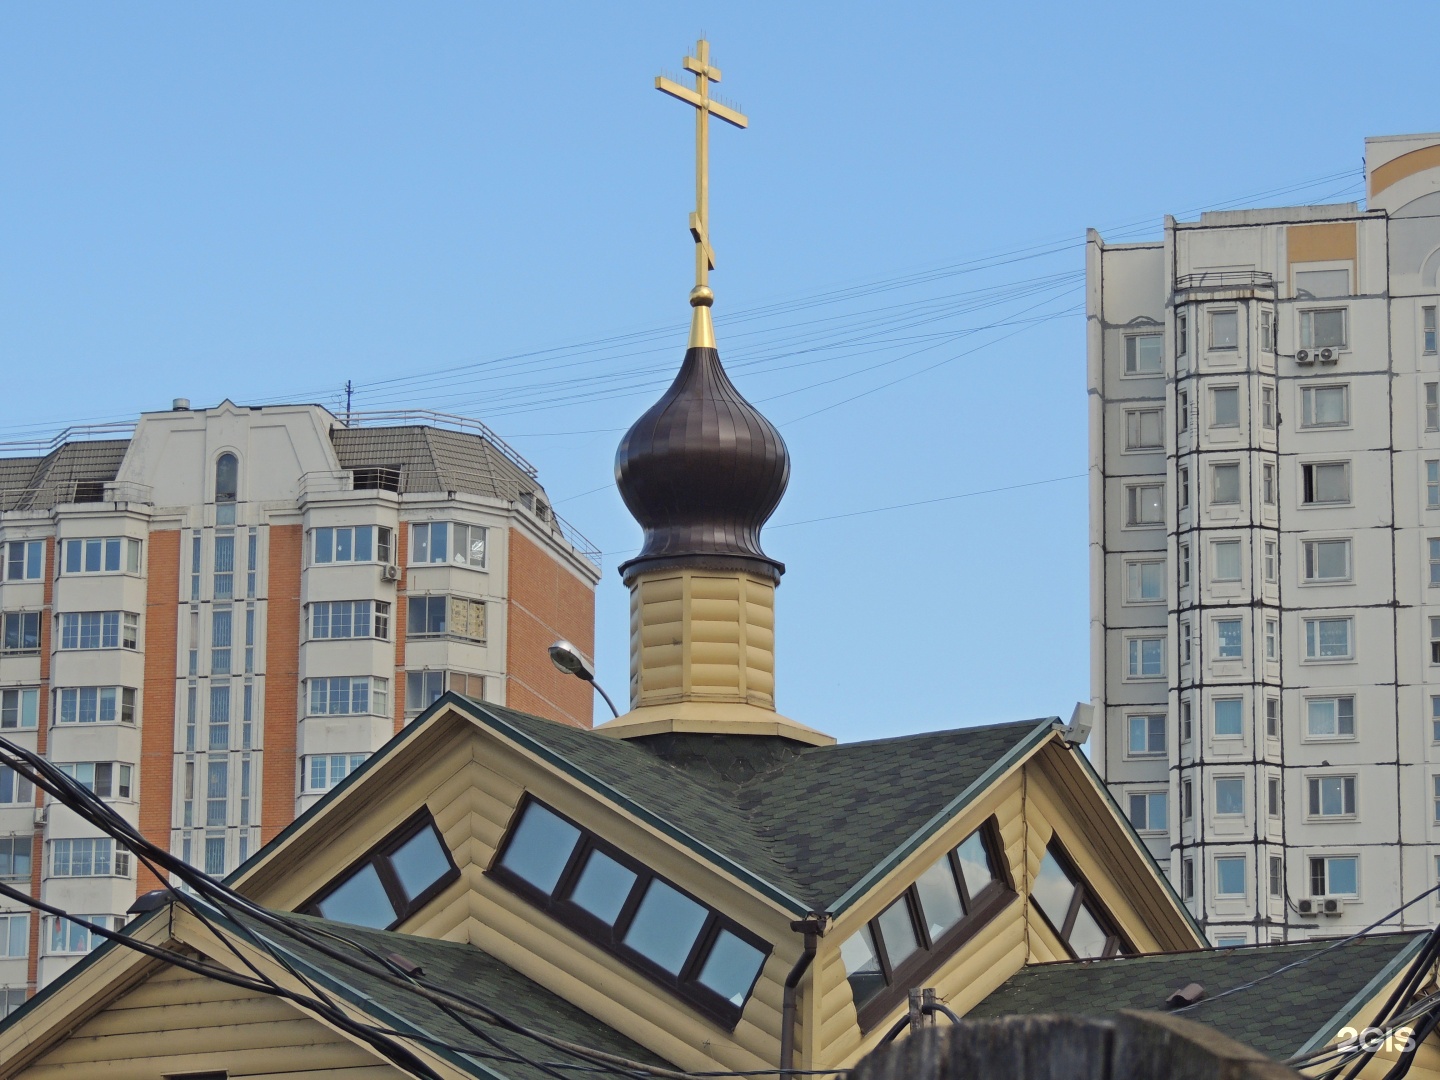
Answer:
215, 453, 238, 524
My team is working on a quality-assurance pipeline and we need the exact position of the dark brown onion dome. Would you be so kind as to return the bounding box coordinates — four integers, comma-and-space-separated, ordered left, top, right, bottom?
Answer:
615, 322, 789, 585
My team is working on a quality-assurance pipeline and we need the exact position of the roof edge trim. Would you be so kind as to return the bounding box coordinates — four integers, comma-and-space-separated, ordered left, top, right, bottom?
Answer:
824, 717, 1059, 916
1293, 932, 1430, 1059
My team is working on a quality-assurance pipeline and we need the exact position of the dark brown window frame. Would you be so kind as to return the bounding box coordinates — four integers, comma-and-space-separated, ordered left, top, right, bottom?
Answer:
851, 817, 1017, 1032
1031, 837, 1133, 961
488, 795, 772, 1032
300, 808, 460, 930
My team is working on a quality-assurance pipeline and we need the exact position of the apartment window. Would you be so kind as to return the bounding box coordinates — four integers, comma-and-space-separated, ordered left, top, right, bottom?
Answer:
0, 688, 39, 730
1177, 389, 1189, 433
1180, 620, 1191, 665
0, 914, 27, 959
0, 837, 31, 879
1425, 306, 1437, 354
2, 540, 43, 582
46, 915, 121, 956
1265, 697, 1280, 738
491, 799, 785, 1027
1181, 779, 1193, 820
1432, 697, 1440, 742
1308, 776, 1357, 818
1213, 697, 1243, 738
190, 531, 201, 602
1262, 462, 1276, 506
1211, 463, 1240, 505
56, 762, 132, 799
1311, 856, 1358, 897
213, 534, 234, 599
1176, 311, 1188, 358
406, 670, 446, 714
0, 766, 33, 805
1181, 858, 1194, 900
1179, 543, 1191, 586
1124, 560, 1164, 603
51, 838, 129, 878
1125, 409, 1163, 450
57, 687, 136, 725
1260, 309, 1274, 351
1304, 539, 1351, 582
1128, 792, 1167, 833
1127, 637, 1164, 679
1263, 539, 1277, 582
1127, 714, 1165, 756
215, 452, 239, 525
61, 537, 141, 575
1215, 778, 1244, 816
1264, 618, 1278, 661
1268, 857, 1283, 898
311, 525, 392, 565
2, 612, 41, 655
1301, 385, 1349, 428
1214, 618, 1243, 660
1431, 539, 1440, 586
304, 754, 369, 793
1211, 540, 1241, 582
1300, 308, 1348, 350
308, 600, 391, 641
1125, 334, 1163, 374
1210, 387, 1239, 428
407, 596, 486, 643
58, 612, 138, 651
1030, 840, 1129, 960
307, 676, 389, 717
1427, 384, 1439, 432
1209, 310, 1238, 350
1304, 617, 1354, 661
1295, 269, 1350, 299
1125, 483, 1164, 526
1433, 776, 1440, 824
247, 529, 258, 597
1180, 699, 1193, 742
212, 608, 232, 674
1305, 696, 1356, 742
1215, 856, 1246, 896
1430, 461, 1440, 508
1268, 776, 1281, 817
1302, 462, 1350, 505
409, 522, 489, 568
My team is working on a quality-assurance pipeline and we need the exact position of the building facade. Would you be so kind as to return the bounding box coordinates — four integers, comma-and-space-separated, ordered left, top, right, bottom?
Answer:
1090, 133, 1440, 944
0, 400, 599, 994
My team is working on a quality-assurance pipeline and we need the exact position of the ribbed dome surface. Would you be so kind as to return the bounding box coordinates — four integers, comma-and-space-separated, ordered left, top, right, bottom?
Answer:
615, 346, 789, 582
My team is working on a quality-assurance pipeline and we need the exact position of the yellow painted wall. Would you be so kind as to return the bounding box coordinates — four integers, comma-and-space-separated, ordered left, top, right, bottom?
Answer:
10, 960, 394, 1080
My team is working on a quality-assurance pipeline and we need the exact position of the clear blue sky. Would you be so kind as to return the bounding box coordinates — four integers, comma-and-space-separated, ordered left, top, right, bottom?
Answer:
3, 3, 1436, 742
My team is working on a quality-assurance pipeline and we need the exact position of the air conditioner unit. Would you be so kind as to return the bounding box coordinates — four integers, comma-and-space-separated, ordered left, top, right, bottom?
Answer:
381, 564, 401, 582
1295, 349, 1314, 365
1316, 347, 1339, 364
1296, 898, 1316, 915
1322, 897, 1343, 915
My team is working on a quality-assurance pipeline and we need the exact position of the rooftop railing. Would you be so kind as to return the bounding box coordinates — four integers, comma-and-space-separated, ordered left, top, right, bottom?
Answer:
1174, 270, 1276, 291
0, 421, 136, 457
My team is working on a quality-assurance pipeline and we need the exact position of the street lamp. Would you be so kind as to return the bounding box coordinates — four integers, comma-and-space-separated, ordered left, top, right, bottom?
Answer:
548, 640, 620, 719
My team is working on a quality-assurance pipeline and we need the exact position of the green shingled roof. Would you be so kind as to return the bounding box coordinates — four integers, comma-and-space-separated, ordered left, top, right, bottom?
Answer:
472, 702, 1053, 912
246, 913, 673, 1080
967, 932, 1426, 1059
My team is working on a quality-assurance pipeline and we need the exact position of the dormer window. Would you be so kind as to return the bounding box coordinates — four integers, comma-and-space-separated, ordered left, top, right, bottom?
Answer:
1030, 839, 1131, 959
839, 818, 1012, 1028
490, 797, 771, 1029
300, 810, 458, 930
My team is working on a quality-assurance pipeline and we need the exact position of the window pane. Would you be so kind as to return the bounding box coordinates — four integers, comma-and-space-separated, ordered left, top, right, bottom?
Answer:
1068, 904, 1109, 959
954, 831, 995, 897
1211, 311, 1238, 348
1212, 388, 1239, 427
388, 824, 451, 902
1328, 857, 1358, 896
499, 803, 581, 895
622, 880, 708, 975
1212, 464, 1240, 503
1213, 541, 1241, 580
1215, 779, 1244, 815
1216, 857, 1246, 895
875, 897, 919, 970
696, 930, 766, 1006
914, 857, 965, 939
1031, 851, 1075, 930
568, 849, 637, 926
1307, 699, 1337, 737
1216, 619, 1242, 658
840, 927, 885, 1006
1295, 270, 1349, 299
316, 863, 394, 929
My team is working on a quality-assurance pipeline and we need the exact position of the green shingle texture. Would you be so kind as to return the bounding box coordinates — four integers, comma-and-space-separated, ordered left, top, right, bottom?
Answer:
967, 932, 1425, 1059
473, 702, 1051, 911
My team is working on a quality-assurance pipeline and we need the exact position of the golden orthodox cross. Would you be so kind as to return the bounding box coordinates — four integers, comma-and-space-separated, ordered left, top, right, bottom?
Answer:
656, 39, 748, 292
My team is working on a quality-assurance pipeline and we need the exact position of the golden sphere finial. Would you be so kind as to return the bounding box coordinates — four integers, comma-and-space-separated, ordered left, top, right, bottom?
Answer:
689, 285, 715, 308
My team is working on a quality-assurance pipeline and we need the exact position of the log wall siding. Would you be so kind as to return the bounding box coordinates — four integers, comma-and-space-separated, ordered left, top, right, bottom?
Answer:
12, 962, 393, 1080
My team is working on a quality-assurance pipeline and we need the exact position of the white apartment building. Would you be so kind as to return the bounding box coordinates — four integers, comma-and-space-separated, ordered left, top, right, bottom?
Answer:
0, 400, 599, 999
1090, 133, 1440, 944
